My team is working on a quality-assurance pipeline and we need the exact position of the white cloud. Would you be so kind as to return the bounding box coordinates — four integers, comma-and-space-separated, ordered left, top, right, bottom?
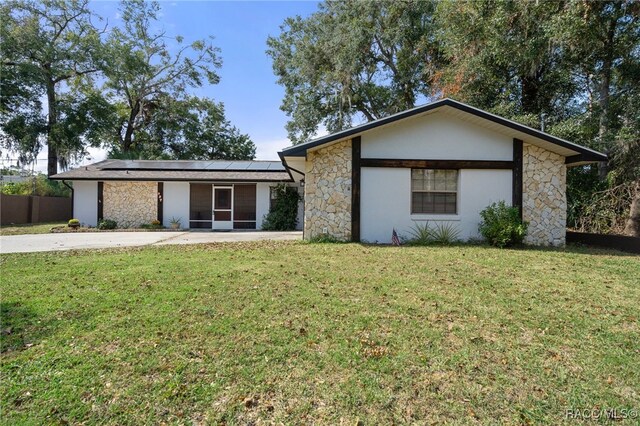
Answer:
82, 146, 109, 165
254, 137, 290, 161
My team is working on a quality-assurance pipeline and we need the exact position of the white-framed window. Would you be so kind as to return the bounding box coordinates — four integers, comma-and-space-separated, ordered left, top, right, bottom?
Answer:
411, 169, 458, 214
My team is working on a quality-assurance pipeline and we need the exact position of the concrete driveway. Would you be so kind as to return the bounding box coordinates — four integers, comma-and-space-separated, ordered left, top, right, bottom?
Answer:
0, 231, 302, 254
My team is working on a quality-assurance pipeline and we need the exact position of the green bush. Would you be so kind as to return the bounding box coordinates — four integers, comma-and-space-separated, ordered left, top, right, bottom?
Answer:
261, 184, 300, 231
307, 234, 344, 243
406, 221, 461, 245
478, 201, 528, 248
98, 219, 117, 230
0, 174, 71, 197
141, 220, 164, 230
68, 218, 80, 227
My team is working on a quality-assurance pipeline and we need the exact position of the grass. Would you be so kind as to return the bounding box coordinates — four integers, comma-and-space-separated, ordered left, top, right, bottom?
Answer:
1, 241, 639, 425
0, 222, 66, 236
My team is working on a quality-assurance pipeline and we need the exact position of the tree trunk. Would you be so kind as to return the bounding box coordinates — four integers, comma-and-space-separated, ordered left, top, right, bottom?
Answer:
521, 73, 540, 115
597, 11, 617, 181
122, 100, 140, 152
46, 78, 58, 177
623, 180, 640, 237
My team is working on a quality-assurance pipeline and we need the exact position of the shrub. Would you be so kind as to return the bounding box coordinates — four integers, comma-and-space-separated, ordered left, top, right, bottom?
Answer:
307, 234, 344, 243
68, 218, 80, 227
431, 222, 461, 245
406, 221, 461, 245
141, 220, 164, 230
406, 221, 434, 245
1, 174, 71, 197
262, 184, 301, 231
98, 219, 117, 230
478, 201, 528, 248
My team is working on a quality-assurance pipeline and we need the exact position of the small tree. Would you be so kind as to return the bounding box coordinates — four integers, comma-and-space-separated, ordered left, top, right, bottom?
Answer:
262, 184, 300, 231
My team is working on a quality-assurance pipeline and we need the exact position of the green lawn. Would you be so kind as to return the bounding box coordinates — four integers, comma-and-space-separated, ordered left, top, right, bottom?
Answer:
0, 222, 66, 236
1, 242, 639, 425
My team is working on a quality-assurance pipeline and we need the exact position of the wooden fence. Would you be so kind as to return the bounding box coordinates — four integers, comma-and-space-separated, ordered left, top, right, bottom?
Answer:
566, 231, 640, 254
0, 194, 72, 225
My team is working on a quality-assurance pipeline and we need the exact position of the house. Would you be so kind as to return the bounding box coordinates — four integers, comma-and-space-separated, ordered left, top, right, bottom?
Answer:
52, 98, 606, 245
279, 98, 607, 246
51, 160, 302, 230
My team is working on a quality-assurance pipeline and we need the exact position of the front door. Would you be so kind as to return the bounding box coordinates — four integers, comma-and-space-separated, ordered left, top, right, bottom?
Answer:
213, 186, 233, 230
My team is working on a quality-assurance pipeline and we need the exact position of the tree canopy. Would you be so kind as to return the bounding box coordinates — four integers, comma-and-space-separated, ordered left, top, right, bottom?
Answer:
268, 0, 640, 235
0, 0, 256, 175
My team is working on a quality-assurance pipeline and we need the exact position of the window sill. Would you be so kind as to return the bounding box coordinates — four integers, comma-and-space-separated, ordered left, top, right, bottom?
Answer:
410, 214, 461, 221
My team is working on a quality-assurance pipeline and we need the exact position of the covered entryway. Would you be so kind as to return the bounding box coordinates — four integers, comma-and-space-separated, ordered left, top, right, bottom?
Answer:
189, 183, 257, 230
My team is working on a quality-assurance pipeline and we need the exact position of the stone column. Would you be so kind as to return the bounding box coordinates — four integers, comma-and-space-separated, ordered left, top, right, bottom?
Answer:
522, 144, 567, 246
304, 140, 352, 240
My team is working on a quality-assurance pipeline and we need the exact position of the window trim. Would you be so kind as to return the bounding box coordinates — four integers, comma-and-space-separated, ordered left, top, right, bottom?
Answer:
410, 168, 459, 215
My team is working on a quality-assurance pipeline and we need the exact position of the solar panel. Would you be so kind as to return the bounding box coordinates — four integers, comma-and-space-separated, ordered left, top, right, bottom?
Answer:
98, 159, 285, 172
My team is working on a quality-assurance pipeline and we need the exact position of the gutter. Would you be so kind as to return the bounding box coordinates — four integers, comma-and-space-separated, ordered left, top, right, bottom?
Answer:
278, 151, 305, 180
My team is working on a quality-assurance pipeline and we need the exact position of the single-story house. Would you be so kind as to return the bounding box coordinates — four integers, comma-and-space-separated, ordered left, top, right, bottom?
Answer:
51, 160, 303, 230
279, 98, 607, 246
53, 98, 606, 245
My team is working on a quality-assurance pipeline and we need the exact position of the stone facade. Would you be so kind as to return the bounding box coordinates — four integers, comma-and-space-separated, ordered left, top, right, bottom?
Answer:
103, 181, 158, 228
304, 140, 352, 240
522, 144, 567, 246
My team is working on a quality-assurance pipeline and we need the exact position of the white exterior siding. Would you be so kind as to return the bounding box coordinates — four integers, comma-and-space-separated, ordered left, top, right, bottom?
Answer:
361, 111, 513, 161
256, 183, 271, 230
73, 181, 98, 227
360, 168, 512, 243
162, 182, 190, 229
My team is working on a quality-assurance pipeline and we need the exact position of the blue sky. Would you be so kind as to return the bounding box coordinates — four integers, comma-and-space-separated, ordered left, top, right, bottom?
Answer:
64, 0, 319, 168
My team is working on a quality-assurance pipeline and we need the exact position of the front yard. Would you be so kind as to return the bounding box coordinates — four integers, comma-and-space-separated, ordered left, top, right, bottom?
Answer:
0, 222, 66, 236
1, 242, 638, 424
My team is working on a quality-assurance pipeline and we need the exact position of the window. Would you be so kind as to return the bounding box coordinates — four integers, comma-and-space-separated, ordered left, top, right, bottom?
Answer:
411, 169, 458, 214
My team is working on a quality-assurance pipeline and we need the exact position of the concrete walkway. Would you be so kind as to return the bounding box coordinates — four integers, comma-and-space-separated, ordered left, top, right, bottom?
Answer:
0, 231, 302, 254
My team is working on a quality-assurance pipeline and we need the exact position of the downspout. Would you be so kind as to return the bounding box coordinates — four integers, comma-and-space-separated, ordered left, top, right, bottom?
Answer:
278, 151, 306, 238
62, 180, 74, 219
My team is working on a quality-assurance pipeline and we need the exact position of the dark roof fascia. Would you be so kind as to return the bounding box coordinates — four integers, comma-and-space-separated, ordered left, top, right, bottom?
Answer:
279, 98, 608, 162
49, 176, 293, 183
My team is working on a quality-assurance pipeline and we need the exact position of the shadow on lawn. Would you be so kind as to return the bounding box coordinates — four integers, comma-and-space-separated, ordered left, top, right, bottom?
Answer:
0, 302, 47, 353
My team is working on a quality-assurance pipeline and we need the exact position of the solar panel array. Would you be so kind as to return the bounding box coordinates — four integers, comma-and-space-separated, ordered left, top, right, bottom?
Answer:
98, 160, 285, 171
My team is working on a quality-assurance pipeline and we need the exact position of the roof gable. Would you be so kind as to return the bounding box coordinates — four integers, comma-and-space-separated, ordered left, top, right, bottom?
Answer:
279, 98, 607, 165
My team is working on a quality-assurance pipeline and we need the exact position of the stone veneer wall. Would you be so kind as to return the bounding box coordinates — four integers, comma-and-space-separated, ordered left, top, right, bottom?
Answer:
522, 144, 567, 246
304, 139, 352, 240
103, 181, 158, 228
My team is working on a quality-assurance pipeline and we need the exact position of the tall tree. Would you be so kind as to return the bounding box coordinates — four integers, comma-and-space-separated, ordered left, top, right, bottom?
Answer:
550, 1, 640, 173
100, 0, 221, 156
0, 0, 103, 176
434, 0, 574, 125
267, 0, 441, 144
123, 96, 256, 161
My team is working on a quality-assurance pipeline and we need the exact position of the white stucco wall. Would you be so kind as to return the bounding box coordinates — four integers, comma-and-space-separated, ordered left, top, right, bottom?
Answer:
162, 182, 189, 229
360, 168, 512, 243
72, 181, 98, 227
361, 111, 513, 160
256, 183, 271, 230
